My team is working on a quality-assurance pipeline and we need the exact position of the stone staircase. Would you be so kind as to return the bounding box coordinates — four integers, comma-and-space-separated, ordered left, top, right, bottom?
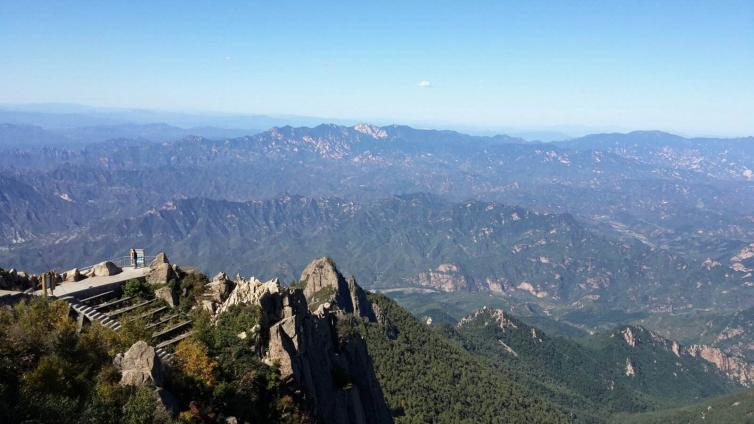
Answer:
60, 294, 177, 361
61, 295, 122, 330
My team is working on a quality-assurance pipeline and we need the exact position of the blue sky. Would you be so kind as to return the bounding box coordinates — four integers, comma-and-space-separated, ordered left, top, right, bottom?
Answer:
1, 1, 753, 135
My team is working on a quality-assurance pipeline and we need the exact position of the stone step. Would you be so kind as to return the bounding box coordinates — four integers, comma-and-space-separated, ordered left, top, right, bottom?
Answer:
94, 296, 135, 311
108, 299, 155, 318
152, 320, 191, 339
155, 331, 191, 349
124, 306, 168, 323
145, 313, 180, 329
80, 290, 115, 304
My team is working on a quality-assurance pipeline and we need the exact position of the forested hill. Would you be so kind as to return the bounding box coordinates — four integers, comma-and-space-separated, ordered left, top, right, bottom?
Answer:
452, 308, 739, 417
362, 293, 571, 423
2, 193, 744, 312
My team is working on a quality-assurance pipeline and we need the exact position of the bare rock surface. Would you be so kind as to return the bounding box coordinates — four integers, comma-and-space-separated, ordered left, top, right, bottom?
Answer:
201, 272, 234, 312
686, 344, 754, 386
300, 257, 375, 321
155, 285, 178, 308
146, 251, 176, 285
62, 268, 83, 282
118, 340, 163, 387
90, 261, 122, 277
618, 325, 754, 386
212, 258, 392, 424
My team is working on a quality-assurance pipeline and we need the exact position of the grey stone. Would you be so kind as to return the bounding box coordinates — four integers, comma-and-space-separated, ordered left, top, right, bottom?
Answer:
146, 251, 177, 286
91, 261, 122, 277
62, 268, 83, 282
155, 285, 178, 308
118, 341, 163, 387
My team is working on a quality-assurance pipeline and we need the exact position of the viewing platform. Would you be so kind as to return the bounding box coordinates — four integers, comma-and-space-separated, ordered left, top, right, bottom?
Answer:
34, 265, 150, 299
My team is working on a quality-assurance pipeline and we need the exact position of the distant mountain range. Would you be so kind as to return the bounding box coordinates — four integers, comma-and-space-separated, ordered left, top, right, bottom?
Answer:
2, 121, 752, 258
1, 121, 753, 320
3, 118, 754, 422
0, 192, 749, 314
0, 122, 258, 146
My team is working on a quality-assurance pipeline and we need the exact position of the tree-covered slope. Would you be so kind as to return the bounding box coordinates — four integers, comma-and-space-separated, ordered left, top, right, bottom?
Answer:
614, 389, 754, 424
362, 293, 571, 423
453, 308, 740, 420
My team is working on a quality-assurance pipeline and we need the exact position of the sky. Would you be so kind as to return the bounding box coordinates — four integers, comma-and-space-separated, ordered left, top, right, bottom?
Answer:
1, 1, 753, 136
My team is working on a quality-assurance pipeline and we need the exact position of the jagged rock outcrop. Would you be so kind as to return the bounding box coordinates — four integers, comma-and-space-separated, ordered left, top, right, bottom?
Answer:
686, 344, 754, 386
214, 276, 284, 321
625, 358, 636, 377
622, 327, 638, 347
458, 306, 519, 330
146, 252, 177, 285
300, 257, 376, 321
90, 261, 122, 277
301, 257, 348, 301
201, 272, 234, 313
617, 325, 754, 386
117, 341, 163, 387
155, 285, 178, 308
213, 258, 392, 424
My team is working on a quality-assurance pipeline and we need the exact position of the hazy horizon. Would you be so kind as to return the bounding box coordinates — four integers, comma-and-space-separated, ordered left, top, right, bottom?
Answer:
2, 1, 753, 137
1, 101, 750, 140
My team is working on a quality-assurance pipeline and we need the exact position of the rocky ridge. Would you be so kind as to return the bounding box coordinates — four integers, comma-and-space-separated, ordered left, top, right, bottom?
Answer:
201, 257, 392, 424
616, 325, 754, 386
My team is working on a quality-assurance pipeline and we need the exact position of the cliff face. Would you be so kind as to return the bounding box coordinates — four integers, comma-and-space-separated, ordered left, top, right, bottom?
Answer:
685, 344, 754, 387
616, 326, 754, 387
300, 257, 376, 321
210, 258, 392, 424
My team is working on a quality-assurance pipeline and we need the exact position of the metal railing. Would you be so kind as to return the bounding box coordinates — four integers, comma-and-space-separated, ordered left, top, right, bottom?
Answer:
77, 255, 157, 275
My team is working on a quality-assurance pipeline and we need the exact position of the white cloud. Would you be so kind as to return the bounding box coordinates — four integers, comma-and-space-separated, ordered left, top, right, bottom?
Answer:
418, 80, 432, 88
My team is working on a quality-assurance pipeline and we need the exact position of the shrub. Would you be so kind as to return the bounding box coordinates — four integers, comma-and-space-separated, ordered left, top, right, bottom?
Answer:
123, 279, 154, 299
174, 337, 217, 388
178, 273, 209, 310
117, 317, 153, 350
214, 304, 262, 353
123, 386, 156, 424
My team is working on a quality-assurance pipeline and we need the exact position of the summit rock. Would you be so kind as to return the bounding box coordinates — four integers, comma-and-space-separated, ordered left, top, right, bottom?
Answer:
300, 257, 375, 321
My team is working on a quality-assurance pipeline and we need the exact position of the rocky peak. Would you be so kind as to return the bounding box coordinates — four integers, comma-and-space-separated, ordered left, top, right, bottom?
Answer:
301, 257, 346, 298
208, 262, 391, 424
353, 123, 388, 139
214, 276, 292, 323
458, 306, 519, 331
616, 326, 669, 348
300, 257, 375, 321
